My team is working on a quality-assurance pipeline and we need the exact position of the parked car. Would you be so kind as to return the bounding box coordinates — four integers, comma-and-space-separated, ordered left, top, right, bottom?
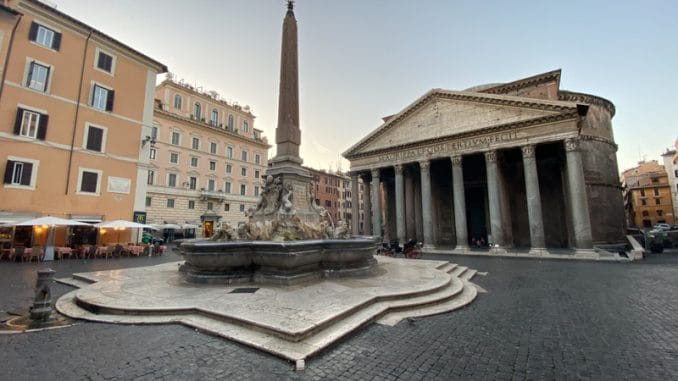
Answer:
653, 223, 671, 231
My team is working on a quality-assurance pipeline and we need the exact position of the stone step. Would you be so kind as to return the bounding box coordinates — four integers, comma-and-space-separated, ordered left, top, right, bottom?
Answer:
377, 280, 478, 326
460, 268, 477, 281
55, 277, 91, 289
449, 265, 468, 278
435, 262, 457, 274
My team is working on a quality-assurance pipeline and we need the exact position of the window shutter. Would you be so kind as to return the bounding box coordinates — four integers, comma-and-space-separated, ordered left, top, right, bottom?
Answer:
52, 32, 62, 51
105, 89, 114, 111
28, 22, 38, 41
20, 163, 32, 186
14, 109, 24, 135
37, 113, 48, 140
3, 161, 15, 184
26, 62, 34, 86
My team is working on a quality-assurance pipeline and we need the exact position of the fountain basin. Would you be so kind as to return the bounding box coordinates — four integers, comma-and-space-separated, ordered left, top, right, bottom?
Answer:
179, 238, 377, 285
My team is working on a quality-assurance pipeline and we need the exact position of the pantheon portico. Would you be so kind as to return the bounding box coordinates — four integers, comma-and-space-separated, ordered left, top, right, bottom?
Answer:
344, 70, 625, 255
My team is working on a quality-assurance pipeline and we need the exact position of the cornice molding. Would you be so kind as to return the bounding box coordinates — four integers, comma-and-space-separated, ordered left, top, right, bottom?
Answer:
479, 69, 561, 95
159, 81, 255, 118
558, 90, 616, 117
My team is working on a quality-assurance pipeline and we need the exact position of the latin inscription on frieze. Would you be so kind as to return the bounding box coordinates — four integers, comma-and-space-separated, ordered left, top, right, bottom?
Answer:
377, 131, 518, 163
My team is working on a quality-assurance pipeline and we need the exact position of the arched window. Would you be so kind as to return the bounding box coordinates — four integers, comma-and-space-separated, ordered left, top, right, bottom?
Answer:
211, 109, 219, 126
243, 120, 249, 133
228, 115, 234, 130
173, 94, 182, 109
194, 103, 201, 119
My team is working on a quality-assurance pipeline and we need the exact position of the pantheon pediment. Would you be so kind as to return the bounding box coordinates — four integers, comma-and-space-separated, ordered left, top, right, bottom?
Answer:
344, 90, 579, 158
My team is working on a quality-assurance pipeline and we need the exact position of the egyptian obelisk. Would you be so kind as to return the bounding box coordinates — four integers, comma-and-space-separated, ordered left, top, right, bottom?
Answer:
264, 1, 319, 224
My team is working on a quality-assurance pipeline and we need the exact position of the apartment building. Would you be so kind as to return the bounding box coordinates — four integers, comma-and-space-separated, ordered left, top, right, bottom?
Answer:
621, 160, 676, 228
0, 0, 166, 238
661, 139, 678, 223
147, 78, 270, 238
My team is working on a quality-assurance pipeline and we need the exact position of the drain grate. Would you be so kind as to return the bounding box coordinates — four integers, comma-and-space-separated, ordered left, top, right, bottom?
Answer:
229, 287, 259, 294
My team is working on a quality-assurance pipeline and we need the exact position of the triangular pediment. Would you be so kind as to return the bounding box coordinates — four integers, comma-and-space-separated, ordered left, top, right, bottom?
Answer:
344, 90, 578, 157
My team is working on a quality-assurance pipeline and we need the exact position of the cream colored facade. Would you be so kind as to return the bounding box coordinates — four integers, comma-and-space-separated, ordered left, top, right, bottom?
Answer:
147, 79, 270, 238
0, 0, 166, 239
622, 160, 675, 228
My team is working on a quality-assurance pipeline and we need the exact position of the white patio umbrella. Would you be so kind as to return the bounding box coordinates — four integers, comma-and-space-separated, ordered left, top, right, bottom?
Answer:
14, 216, 92, 261
95, 220, 158, 244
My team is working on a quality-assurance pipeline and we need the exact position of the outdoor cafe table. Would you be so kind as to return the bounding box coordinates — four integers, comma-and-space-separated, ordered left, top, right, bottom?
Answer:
127, 245, 146, 256
55, 246, 73, 259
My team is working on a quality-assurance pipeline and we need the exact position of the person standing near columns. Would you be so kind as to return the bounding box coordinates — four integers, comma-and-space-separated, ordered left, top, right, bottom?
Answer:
394, 164, 406, 245
564, 138, 593, 250
485, 150, 505, 248
451, 155, 469, 251
350, 173, 360, 236
521, 145, 546, 252
371, 168, 382, 241
419, 160, 434, 249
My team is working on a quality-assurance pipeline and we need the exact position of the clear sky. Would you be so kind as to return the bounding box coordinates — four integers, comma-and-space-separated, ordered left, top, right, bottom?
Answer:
52, 0, 677, 173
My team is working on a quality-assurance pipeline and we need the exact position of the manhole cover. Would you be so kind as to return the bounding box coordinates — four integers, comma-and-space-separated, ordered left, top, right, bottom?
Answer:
229, 287, 259, 294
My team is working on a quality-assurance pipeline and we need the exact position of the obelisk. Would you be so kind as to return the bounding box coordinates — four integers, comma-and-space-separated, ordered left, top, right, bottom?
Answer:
263, 1, 319, 224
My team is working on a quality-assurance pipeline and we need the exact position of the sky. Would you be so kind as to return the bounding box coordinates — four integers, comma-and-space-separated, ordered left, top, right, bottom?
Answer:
51, 0, 677, 173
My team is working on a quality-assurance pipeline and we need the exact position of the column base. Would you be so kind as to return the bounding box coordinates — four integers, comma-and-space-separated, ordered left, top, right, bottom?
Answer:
573, 249, 598, 258
489, 246, 508, 255
528, 247, 547, 256
452, 245, 470, 254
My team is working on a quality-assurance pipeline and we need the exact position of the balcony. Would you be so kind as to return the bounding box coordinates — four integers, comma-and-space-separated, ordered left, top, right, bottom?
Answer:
199, 189, 225, 202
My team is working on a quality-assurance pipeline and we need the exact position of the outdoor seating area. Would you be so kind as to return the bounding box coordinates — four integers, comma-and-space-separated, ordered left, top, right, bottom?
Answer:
0, 242, 168, 262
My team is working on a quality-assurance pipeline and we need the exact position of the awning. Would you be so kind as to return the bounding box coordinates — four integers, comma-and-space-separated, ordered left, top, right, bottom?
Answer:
69, 214, 103, 223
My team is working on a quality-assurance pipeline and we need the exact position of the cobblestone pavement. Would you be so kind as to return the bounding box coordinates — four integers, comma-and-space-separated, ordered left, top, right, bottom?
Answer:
1, 249, 677, 380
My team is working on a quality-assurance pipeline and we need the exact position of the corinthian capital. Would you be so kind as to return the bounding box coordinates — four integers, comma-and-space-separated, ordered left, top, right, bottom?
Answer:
371, 168, 381, 179
451, 155, 463, 167
564, 138, 580, 152
484, 150, 497, 163
521, 144, 535, 159
419, 160, 430, 173
394, 164, 403, 175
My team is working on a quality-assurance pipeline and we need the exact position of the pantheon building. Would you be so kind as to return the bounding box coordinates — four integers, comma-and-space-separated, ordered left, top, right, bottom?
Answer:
344, 70, 625, 254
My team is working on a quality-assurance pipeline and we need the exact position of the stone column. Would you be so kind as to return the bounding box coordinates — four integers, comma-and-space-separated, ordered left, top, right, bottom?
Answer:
405, 169, 416, 239
362, 176, 372, 236
350, 173, 360, 236
419, 160, 434, 248
394, 164, 406, 244
451, 155, 469, 251
485, 150, 505, 247
521, 145, 546, 251
564, 138, 593, 249
414, 179, 423, 240
371, 168, 382, 241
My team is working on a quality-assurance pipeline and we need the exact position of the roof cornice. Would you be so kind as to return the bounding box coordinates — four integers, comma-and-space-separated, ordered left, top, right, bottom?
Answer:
479, 69, 562, 95
159, 80, 255, 118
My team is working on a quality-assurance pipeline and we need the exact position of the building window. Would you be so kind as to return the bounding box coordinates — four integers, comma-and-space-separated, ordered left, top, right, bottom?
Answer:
254, 186, 260, 197
641, 199, 647, 206
26, 61, 50, 92
241, 151, 248, 162
190, 157, 198, 167
657, 210, 664, 216
208, 179, 215, 191
655, 198, 661, 205
188, 200, 195, 209
224, 182, 231, 193
226, 164, 232, 174
209, 161, 216, 171
78, 169, 100, 194
192, 137, 200, 150
168, 173, 177, 187
174, 94, 182, 109
170, 152, 179, 164
243, 121, 249, 133
210, 142, 217, 154
145, 197, 151, 207
241, 167, 247, 177
211, 109, 219, 126
194, 103, 202, 120
228, 115, 234, 130
167, 199, 175, 208
675, 169, 678, 177
240, 184, 246, 195
640, 189, 646, 197
14, 108, 47, 140
147, 170, 154, 185
255, 154, 261, 165
91, 84, 114, 111
85, 125, 105, 152
189, 176, 197, 190
654, 188, 660, 196
149, 148, 156, 160
207, 202, 214, 210
255, 170, 260, 179
224, 203, 230, 212
642, 210, 649, 217
29, 22, 61, 50
239, 204, 245, 212
95, 50, 115, 73
171, 131, 180, 145
3, 159, 35, 187
226, 146, 233, 158
253, 130, 260, 140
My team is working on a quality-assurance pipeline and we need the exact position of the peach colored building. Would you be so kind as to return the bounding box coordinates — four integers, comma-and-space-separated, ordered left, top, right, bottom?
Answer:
148, 78, 270, 238
0, 0, 166, 245
622, 160, 676, 228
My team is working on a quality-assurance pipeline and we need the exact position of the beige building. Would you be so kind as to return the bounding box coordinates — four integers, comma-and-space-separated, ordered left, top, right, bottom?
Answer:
148, 78, 270, 238
0, 0, 166, 244
661, 138, 678, 222
345, 70, 625, 254
622, 160, 675, 228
